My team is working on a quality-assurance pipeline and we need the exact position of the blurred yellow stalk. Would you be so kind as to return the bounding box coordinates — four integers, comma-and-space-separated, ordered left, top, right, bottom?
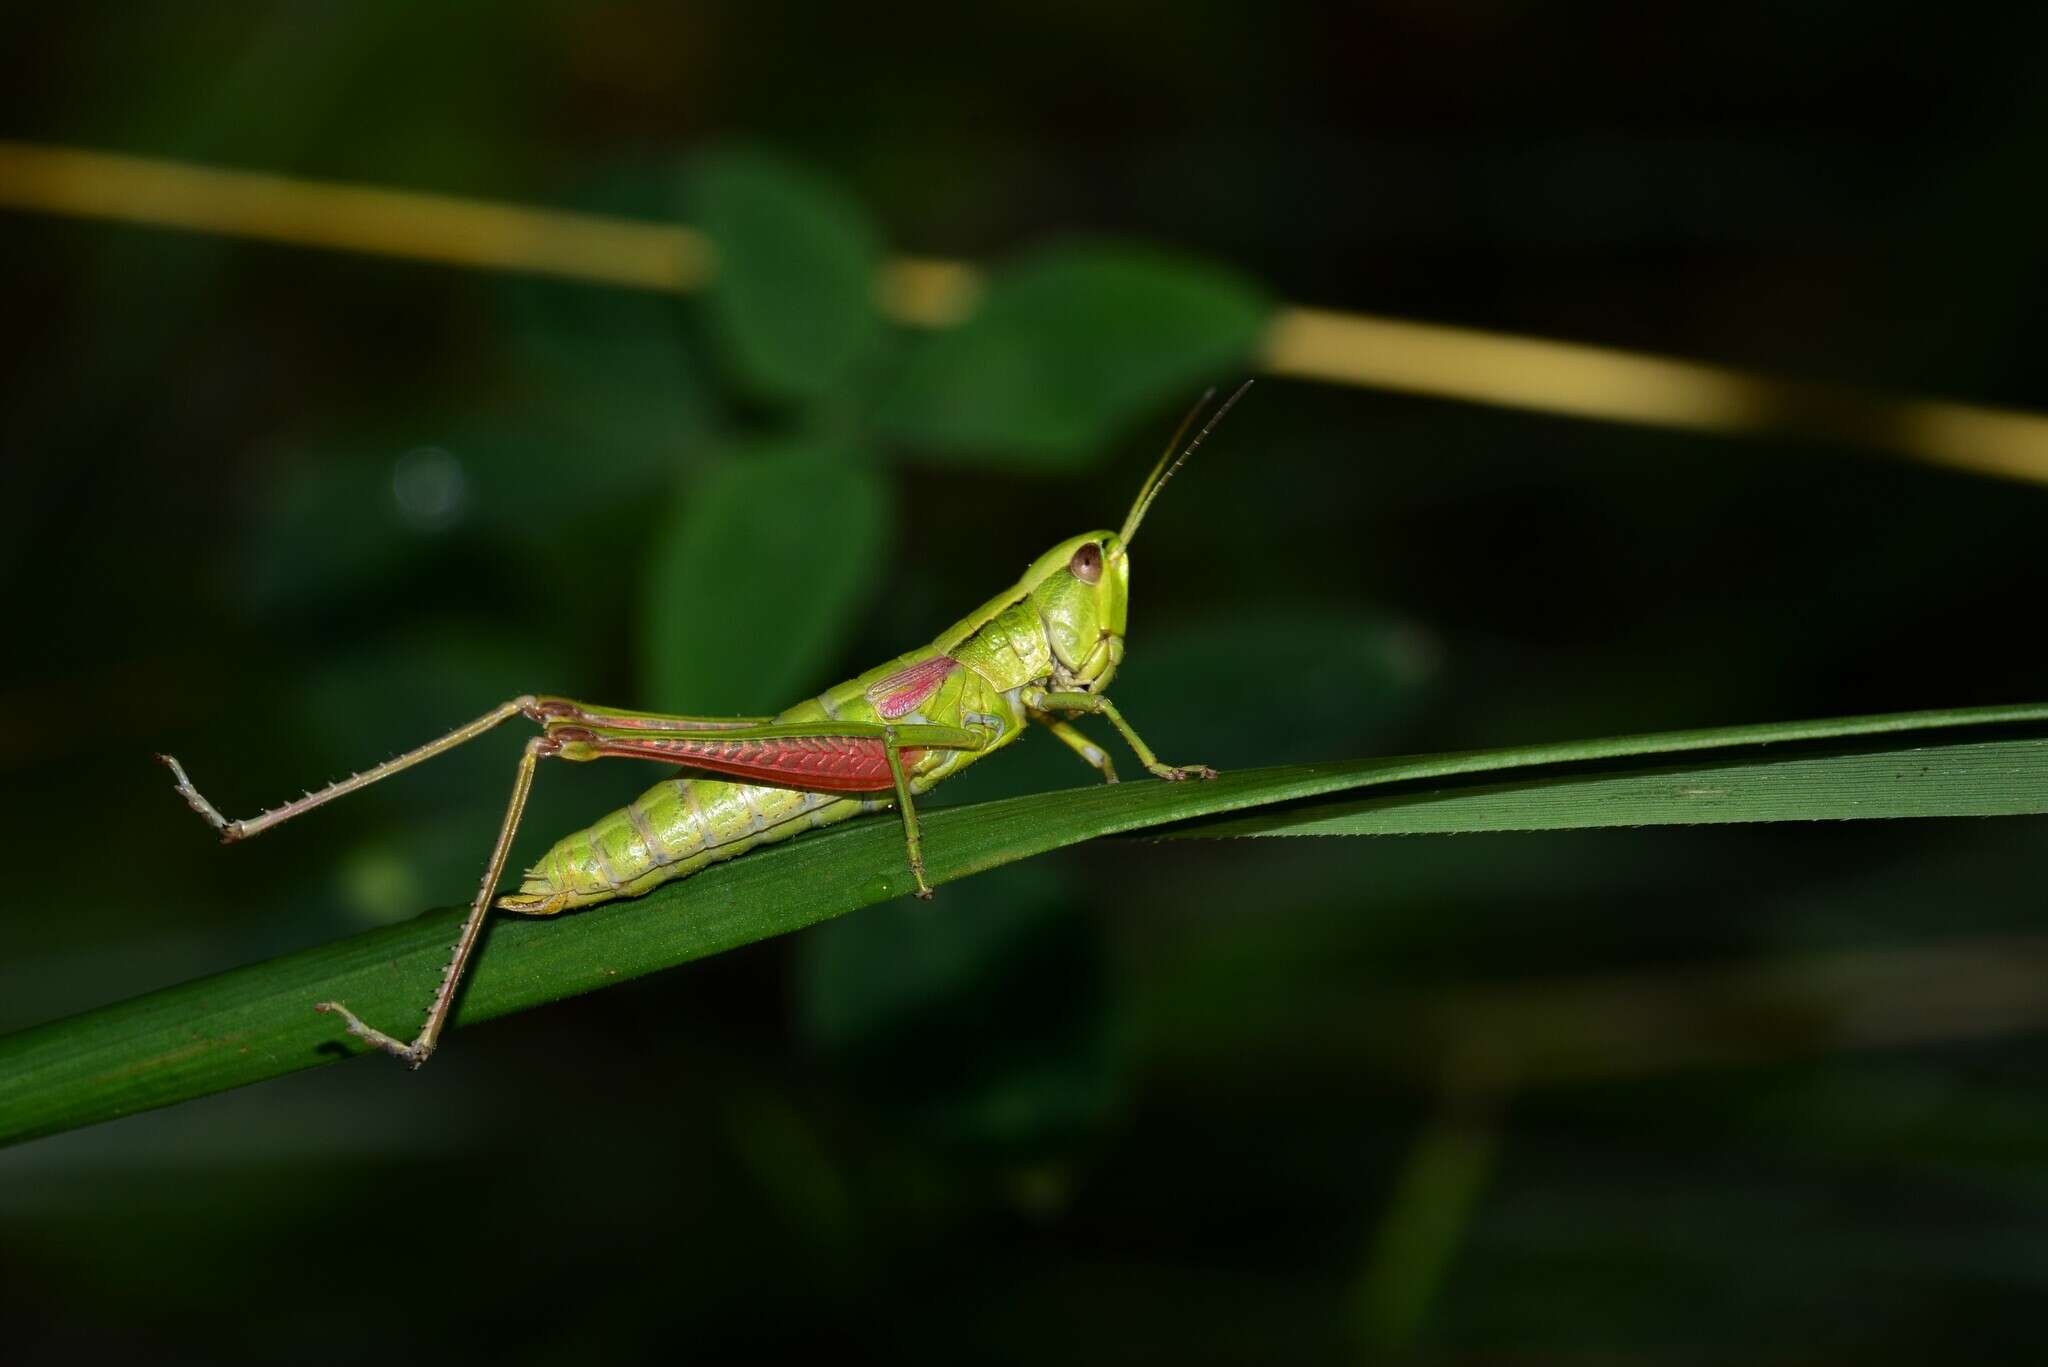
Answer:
0, 140, 712, 289
6, 140, 2047, 485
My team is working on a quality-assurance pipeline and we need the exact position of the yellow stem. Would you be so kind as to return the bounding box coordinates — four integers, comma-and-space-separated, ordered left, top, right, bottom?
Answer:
6, 139, 2047, 485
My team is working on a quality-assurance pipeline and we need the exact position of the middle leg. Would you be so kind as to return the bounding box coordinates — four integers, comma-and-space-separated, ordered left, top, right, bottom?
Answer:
883, 726, 936, 900
1031, 712, 1120, 783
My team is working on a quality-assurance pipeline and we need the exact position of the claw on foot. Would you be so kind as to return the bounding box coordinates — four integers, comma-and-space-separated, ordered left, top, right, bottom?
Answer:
1153, 763, 1218, 782
315, 1000, 429, 1069
156, 752, 241, 840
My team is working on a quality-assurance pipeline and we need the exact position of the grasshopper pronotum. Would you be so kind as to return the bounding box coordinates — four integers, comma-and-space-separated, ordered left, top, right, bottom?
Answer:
160, 383, 1250, 1068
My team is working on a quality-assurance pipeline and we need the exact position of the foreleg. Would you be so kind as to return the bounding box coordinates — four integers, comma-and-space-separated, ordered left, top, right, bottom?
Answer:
1021, 688, 1216, 782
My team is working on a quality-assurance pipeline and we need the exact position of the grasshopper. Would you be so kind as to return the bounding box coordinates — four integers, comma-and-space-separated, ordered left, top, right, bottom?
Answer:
159, 383, 1249, 1068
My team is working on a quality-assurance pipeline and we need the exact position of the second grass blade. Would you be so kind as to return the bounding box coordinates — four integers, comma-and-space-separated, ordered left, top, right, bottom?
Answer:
1165, 735, 2048, 838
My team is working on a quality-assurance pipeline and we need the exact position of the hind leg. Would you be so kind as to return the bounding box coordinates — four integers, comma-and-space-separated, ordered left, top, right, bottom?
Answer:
316, 734, 554, 1068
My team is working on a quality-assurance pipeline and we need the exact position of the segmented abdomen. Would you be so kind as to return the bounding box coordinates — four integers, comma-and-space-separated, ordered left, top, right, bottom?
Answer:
512, 775, 876, 910
508, 650, 1023, 914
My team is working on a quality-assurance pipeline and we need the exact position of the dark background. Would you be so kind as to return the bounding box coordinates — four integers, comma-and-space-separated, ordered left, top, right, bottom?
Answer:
5, 3, 2048, 1362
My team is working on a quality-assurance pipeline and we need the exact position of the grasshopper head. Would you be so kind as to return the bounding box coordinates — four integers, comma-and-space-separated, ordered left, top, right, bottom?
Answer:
1018, 381, 1250, 695
1026, 531, 1129, 693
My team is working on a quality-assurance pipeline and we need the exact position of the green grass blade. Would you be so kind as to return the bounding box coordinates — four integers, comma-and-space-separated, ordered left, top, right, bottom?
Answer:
1165, 736, 2048, 837
3, 699, 2046, 1148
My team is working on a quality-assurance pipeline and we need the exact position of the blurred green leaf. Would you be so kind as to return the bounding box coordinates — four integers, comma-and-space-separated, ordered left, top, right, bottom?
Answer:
6, 700, 2048, 1147
688, 148, 884, 404
797, 863, 1121, 1157
640, 439, 893, 713
878, 242, 1270, 467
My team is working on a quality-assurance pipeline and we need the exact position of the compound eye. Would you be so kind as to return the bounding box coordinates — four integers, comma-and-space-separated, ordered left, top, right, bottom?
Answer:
1069, 541, 1103, 584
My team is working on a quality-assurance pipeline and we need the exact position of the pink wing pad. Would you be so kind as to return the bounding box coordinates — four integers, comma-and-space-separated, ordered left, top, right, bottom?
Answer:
866, 655, 959, 719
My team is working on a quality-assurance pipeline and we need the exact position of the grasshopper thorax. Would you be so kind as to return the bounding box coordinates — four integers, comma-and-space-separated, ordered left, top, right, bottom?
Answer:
945, 530, 1129, 694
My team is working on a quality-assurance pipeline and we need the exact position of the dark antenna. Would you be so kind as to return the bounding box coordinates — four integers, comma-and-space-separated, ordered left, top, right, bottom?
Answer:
1119, 379, 1254, 546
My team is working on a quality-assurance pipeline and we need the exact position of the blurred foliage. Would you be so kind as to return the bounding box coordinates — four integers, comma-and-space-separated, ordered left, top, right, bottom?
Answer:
878, 243, 1269, 464
641, 437, 892, 713
691, 148, 885, 404
5, 4, 2048, 1364
797, 863, 1123, 1162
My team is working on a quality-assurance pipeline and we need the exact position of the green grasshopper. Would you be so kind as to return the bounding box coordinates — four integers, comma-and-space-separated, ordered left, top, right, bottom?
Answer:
159, 383, 1249, 1068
